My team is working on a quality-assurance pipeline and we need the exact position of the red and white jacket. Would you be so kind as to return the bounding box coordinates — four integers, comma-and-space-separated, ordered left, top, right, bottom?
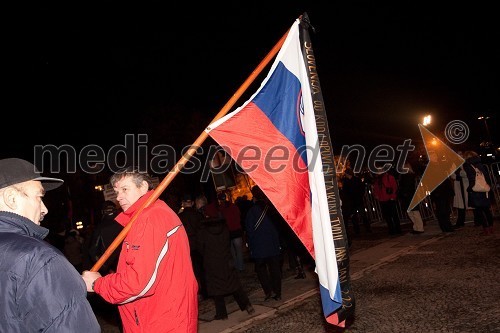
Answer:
94, 191, 198, 332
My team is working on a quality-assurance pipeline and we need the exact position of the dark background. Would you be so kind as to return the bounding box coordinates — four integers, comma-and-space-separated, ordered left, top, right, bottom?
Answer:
3, 2, 498, 219
4, 2, 498, 158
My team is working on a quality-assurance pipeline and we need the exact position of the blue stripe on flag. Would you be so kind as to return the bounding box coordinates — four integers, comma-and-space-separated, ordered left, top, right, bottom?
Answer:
253, 62, 307, 162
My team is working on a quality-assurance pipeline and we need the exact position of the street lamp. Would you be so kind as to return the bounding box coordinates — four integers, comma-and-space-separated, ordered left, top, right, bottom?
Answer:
423, 115, 431, 126
478, 116, 491, 142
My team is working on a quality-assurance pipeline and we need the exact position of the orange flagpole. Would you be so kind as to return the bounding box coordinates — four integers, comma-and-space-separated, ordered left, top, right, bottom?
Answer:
91, 26, 290, 272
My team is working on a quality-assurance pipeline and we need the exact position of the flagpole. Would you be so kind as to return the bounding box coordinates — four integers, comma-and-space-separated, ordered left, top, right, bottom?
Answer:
91, 26, 291, 272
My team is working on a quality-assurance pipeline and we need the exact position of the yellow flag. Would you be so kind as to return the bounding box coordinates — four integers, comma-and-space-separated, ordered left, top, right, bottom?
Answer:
408, 124, 464, 211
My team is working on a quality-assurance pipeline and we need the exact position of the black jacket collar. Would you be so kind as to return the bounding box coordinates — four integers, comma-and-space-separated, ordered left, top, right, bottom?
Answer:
0, 211, 49, 239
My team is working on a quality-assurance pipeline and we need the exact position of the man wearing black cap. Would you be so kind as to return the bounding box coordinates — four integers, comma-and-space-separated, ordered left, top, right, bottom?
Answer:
0, 158, 100, 332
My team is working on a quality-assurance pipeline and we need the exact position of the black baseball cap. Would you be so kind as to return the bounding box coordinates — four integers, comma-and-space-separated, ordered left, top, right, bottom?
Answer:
0, 158, 63, 191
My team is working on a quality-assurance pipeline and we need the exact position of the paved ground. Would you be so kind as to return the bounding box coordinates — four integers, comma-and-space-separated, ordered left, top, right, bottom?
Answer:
232, 220, 500, 333
92, 217, 500, 333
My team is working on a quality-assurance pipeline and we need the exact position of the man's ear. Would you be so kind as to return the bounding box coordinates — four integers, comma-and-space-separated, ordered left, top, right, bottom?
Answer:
140, 180, 149, 194
2, 187, 19, 210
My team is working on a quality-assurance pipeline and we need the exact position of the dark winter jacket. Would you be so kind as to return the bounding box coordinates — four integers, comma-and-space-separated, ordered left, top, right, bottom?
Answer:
197, 216, 242, 296
342, 175, 366, 207
398, 172, 419, 211
179, 206, 204, 252
430, 177, 454, 201
89, 212, 123, 273
0, 211, 100, 333
244, 201, 281, 259
463, 156, 492, 208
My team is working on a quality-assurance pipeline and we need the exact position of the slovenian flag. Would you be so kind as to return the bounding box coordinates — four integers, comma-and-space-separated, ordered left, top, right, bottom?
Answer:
206, 15, 353, 326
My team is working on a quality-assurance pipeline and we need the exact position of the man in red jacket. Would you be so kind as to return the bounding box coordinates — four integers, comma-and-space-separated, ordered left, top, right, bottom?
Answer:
372, 167, 402, 235
82, 167, 198, 332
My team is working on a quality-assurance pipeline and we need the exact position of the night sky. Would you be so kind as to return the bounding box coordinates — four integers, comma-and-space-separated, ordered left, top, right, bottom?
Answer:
4, 2, 498, 162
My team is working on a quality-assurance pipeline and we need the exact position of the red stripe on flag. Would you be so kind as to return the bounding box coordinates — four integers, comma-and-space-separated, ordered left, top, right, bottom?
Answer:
210, 102, 314, 256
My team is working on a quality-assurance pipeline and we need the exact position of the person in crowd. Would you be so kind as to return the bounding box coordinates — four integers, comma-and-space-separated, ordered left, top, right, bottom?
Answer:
428, 151, 455, 233
89, 200, 123, 274
45, 219, 67, 252
398, 162, 425, 234
341, 168, 372, 238
178, 193, 207, 300
235, 194, 253, 227
0, 158, 100, 332
88, 200, 123, 331
196, 193, 209, 217
245, 185, 282, 301
450, 152, 472, 228
372, 166, 402, 235
197, 211, 255, 320
275, 211, 308, 279
205, 192, 245, 272
64, 228, 84, 273
463, 150, 494, 235
82, 167, 198, 332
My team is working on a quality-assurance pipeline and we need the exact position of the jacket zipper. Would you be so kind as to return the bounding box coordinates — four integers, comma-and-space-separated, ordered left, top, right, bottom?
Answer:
134, 309, 140, 326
